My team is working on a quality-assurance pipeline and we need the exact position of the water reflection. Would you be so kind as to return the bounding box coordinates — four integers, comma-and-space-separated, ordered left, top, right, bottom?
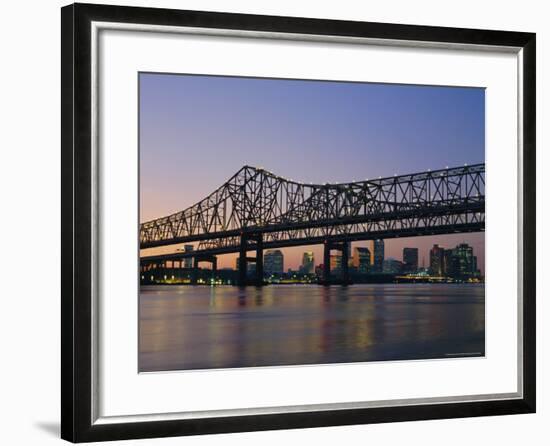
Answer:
139, 284, 485, 372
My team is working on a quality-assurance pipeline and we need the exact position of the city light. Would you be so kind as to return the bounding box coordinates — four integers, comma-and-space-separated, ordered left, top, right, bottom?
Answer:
140, 239, 482, 286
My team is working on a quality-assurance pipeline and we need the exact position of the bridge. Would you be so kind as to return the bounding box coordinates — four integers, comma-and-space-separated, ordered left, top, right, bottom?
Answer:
140, 163, 485, 285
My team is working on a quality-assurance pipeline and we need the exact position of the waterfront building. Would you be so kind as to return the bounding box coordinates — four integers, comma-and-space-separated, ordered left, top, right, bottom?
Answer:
429, 244, 445, 276
352, 247, 371, 273
301, 251, 315, 274
330, 253, 342, 273
450, 243, 477, 278
383, 258, 403, 274
345, 243, 352, 266
443, 249, 454, 276
234, 258, 258, 275
372, 239, 385, 273
264, 249, 284, 275
402, 247, 418, 273
314, 264, 324, 277
182, 244, 194, 269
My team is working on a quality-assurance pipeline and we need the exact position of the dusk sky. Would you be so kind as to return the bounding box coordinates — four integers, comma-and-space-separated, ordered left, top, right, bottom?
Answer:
139, 73, 485, 271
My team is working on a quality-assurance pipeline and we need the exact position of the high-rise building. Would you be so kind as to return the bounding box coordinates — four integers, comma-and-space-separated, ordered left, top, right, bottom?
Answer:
429, 244, 445, 276
234, 257, 257, 274
450, 243, 477, 278
182, 244, 194, 268
402, 247, 418, 273
352, 247, 371, 273
344, 243, 352, 267
443, 249, 454, 276
330, 253, 342, 272
372, 239, 385, 273
383, 258, 403, 274
264, 250, 284, 275
301, 251, 315, 274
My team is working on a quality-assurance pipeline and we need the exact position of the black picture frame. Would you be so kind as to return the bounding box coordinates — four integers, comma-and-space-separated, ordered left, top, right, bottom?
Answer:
61, 2, 536, 442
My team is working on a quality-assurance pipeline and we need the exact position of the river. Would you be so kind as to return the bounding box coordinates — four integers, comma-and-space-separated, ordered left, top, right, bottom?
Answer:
139, 283, 485, 372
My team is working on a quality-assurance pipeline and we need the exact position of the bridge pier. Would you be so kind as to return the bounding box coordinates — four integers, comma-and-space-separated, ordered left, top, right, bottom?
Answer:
341, 241, 350, 284
238, 241, 247, 286
237, 233, 264, 286
322, 239, 350, 285
255, 236, 264, 287
191, 255, 217, 285
192, 259, 198, 285
323, 241, 331, 284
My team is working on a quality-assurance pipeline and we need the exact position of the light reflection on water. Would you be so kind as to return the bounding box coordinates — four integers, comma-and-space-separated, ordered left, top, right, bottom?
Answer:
139, 284, 485, 372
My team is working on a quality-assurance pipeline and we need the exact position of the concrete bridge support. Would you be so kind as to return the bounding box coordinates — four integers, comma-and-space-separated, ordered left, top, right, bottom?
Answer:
237, 233, 264, 286
341, 242, 349, 283
191, 255, 218, 284
322, 239, 350, 285
323, 241, 331, 284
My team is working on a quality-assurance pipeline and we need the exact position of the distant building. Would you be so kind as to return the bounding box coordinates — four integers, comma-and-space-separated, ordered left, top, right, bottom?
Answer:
402, 247, 418, 273
383, 258, 403, 274
301, 251, 315, 274
372, 239, 385, 273
344, 243, 352, 267
315, 264, 324, 277
429, 244, 445, 276
234, 257, 257, 275
264, 250, 284, 275
352, 247, 371, 273
443, 249, 454, 276
330, 253, 342, 272
449, 243, 477, 278
182, 244, 194, 268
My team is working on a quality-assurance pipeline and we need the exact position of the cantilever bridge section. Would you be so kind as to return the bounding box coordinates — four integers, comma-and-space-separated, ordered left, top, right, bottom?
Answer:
140, 163, 485, 285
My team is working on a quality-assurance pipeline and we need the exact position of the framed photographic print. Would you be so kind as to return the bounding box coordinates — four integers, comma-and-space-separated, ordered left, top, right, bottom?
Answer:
61, 2, 536, 442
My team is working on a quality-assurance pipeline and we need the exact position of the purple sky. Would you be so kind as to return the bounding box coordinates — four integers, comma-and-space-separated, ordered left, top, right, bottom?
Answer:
139, 73, 485, 271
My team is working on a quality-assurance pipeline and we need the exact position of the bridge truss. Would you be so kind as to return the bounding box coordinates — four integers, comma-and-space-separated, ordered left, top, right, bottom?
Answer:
140, 163, 485, 284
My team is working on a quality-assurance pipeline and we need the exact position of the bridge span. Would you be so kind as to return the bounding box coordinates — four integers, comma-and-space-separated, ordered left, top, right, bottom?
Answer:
140, 163, 485, 285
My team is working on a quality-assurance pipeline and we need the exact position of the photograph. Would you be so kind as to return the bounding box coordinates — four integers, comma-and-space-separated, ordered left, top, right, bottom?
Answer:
138, 73, 486, 372
56, 2, 537, 442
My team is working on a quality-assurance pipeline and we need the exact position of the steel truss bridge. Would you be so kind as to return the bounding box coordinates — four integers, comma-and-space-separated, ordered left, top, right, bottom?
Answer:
140, 163, 485, 285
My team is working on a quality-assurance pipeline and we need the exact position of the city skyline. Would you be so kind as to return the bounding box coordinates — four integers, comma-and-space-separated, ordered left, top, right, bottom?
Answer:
142, 238, 482, 287
140, 73, 484, 273
208, 239, 482, 275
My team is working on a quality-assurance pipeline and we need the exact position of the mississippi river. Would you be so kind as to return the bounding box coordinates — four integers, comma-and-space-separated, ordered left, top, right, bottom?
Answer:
139, 283, 485, 372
